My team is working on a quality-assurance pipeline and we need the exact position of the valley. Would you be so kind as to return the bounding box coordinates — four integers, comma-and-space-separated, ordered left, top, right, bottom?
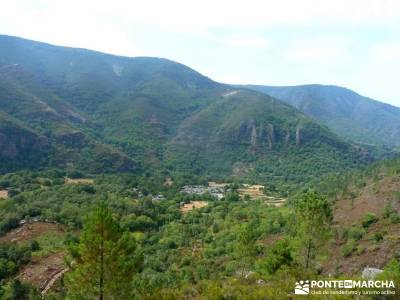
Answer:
0, 35, 399, 299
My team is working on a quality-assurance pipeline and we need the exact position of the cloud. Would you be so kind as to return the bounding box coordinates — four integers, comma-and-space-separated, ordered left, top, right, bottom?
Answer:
221, 35, 270, 49
3, 0, 400, 34
0, 0, 399, 106
286, 37, 351, 63
370, 42, 400, 62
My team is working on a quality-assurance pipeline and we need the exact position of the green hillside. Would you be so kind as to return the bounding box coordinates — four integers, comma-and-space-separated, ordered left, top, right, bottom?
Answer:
245, 84, 400, 147
167, 89, 367, 183
0, 35, 371, 183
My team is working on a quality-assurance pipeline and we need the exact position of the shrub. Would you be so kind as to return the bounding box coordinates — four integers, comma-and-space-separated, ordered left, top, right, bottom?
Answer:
356, 245, 365, 255
390, 213, 400, 224
361, 213, 378, 229
341, 239, 357, 257
30, 240, 40, 252
346, 226, 365, 241
371, 232, 384, 243
383, 203, 396, 218
256, 239, 294, 274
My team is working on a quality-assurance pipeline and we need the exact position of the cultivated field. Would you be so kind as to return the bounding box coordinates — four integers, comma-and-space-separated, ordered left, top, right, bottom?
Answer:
238, 184, 286, 206
65, 177, 94, 184
0, 189, 8, 199
180, 201, 208, 213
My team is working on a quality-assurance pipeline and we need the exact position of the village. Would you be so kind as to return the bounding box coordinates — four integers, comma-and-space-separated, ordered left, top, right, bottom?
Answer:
177, 181, 286, 213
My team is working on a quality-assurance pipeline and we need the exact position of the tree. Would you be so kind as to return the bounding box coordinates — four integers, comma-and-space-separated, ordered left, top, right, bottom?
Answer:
257, 239, 294, 274
65, 203, 138, 299
225, 192, 240, 202
235, 224, 257, 277
3, 279, 30, 300
294, 190, 332, 269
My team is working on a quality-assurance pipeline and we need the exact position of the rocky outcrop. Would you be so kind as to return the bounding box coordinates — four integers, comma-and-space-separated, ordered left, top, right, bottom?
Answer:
362, 267, 383, 279
296, 125, 302, 145
0, 123, 47, 159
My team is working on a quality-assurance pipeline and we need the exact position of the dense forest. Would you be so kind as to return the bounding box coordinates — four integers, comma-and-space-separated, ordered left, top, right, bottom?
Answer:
0, 35, 399, 299
0, 158, 399, 298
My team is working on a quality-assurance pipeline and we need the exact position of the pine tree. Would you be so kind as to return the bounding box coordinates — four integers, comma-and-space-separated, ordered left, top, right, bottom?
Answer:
294, 190, 332, 269
65, 203, 137, 299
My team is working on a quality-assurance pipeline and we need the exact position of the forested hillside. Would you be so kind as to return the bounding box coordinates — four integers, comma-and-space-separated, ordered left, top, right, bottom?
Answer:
0, 35, 371, 184
0, 158, 399, 298
1, 35, 399, 299
245, 84, 400, 147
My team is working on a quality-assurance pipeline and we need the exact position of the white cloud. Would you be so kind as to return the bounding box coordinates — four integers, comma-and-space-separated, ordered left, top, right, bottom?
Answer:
3, 0, 400, 34
286, 37, 351, 63
221, 35, 270, 49
370, 42, 400, 62
0, 0, 400, 106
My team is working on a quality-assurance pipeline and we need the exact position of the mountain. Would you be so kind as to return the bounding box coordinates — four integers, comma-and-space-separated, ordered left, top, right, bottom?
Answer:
0, 35, 371, 182
167, 89, 368, 183
244, 84, 400, 147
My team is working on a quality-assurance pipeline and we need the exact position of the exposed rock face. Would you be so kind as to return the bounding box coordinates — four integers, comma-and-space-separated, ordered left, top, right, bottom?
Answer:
236, 121, 278, 149
296, 125, 302, 145
250, 123, 257, 146
266, 123, 275, 150
0, 125, 47, 159
285, 130, 291, 146
54, 131, 87, 148
362, 267, 383, 279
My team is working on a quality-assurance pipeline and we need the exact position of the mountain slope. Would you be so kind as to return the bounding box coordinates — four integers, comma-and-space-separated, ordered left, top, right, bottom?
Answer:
0, 53, 136, 173
245, 84, 400, 147
0, 35, 371, 181
167, 89, 369, 183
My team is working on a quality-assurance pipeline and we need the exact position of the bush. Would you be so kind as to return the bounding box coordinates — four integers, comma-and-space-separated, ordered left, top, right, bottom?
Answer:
356, 245, 365, 255
361, 213, 378, 229
390, 213, 400, 224
345, 226, 365, 241
225, 192, 240, 202
30, 240, 40, 252
371, 232, 384, 243
256, 239, 294, 274
341, 239, 357, 257
383, 204, 396, 218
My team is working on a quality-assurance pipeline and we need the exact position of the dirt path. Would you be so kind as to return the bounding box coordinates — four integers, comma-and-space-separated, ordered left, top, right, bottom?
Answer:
41, 267, 69, 296
18, 251, 66, 291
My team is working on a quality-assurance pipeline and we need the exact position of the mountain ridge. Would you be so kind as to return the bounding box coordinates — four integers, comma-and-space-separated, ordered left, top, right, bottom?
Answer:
0, 35, 372, 183
244, 84, 400, 147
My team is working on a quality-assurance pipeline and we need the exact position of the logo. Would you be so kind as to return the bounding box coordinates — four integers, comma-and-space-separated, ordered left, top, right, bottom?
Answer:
294, 279, 395, 296
295, 280, 310, 295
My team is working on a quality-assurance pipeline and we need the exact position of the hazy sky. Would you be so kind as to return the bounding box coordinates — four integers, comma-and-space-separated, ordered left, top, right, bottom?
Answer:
1, 0, 400, 106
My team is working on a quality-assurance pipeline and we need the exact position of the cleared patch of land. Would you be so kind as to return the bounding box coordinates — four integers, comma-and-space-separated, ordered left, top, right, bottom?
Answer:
322, 173, 400, 275
238, 185, 265, 198
164, 177, 173, 186
222, 90, 239, 97
180, 201, 208, 213
1, 222, 69, 295
0, 222, 65, 244
0, 189, 8, 199
65, 177, 94, 184
17, 251, 66, 295
208, 182, 228, 188
238, 185, 286, 206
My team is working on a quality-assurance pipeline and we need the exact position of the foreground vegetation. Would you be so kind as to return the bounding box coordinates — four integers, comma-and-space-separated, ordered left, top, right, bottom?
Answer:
0, 158, 399, 298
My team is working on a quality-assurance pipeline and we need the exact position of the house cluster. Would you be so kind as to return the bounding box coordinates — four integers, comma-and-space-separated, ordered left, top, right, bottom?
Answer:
180, 184, 226, 200
132, 188, 165, 201
152, 194, 166, 201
